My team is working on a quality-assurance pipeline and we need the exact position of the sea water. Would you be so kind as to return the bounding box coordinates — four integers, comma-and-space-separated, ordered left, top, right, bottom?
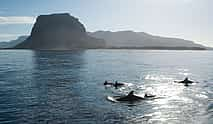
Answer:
0, 50, 212, 124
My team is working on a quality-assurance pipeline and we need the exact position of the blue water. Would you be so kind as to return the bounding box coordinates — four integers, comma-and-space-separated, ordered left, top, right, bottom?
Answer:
0, 50, 212, 124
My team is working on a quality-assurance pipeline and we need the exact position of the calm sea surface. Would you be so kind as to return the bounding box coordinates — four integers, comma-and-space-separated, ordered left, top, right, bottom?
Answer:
0, 50, 212, 124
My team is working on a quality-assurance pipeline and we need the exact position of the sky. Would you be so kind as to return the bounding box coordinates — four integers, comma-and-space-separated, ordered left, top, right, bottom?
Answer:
0, 0, 212, 46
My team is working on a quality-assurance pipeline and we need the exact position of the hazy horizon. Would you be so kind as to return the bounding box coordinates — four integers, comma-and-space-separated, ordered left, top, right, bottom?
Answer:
0, 0, 212, 47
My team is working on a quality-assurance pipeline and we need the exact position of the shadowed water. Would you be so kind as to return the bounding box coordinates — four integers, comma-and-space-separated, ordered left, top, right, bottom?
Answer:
0, 49, 212, 124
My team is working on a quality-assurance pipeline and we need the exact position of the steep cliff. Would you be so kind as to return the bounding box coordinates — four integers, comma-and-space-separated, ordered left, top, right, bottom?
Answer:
15, 13, 105, 50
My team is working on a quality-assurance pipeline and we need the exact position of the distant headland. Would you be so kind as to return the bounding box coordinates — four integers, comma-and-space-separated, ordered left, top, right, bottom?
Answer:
0, 13, 210, 50
14, 13, 106, 50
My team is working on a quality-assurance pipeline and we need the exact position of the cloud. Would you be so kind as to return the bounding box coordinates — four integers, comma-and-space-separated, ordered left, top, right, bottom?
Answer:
0, 16, 35, 25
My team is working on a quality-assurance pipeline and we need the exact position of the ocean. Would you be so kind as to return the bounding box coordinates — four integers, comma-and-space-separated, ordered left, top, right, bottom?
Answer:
0, 49, 212, 124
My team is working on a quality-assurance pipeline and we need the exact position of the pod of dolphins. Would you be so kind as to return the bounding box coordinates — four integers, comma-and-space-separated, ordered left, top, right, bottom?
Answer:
104, 77, 195, 102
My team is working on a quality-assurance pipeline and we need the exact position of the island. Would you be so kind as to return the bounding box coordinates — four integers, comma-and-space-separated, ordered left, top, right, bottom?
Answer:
14, 13, 106, 50
0, 13, 210, 50
88, 31, 208, 50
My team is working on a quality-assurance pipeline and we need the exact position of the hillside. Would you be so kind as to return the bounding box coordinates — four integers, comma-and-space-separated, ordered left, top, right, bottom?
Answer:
89, 31, 206, 50
0, 36, 28, 48
14, 13, 105, 50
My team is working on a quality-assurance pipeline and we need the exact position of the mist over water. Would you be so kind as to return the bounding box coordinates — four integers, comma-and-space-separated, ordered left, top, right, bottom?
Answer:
0, 50, 212, 124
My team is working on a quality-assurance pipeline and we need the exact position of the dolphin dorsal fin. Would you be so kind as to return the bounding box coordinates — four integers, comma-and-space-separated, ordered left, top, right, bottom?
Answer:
128, 91, 134, 96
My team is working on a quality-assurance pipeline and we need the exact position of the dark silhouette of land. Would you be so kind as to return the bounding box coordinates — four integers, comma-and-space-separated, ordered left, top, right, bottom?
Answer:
105, 46, 206, 50
0, 36, 28, 49
89, 31, 208, 50
0, 13, 210, 50
14, 13, 105, 50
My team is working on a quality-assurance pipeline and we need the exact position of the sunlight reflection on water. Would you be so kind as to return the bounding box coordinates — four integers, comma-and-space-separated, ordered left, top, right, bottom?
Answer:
0, 50, 212, 124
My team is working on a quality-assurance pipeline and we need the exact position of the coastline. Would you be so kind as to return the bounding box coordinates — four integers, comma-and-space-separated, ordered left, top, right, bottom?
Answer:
0, 46, 209, 51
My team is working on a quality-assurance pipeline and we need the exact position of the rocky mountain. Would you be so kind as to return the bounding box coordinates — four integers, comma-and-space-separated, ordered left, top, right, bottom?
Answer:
89, 31, 207, 50
15, 13, 105, 50
0, 36, 28, 48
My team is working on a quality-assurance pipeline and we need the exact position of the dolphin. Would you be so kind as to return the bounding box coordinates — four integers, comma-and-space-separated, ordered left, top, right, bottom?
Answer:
104, 80, 114, 86
175, 77, 194, 86
144, 93, 156, 98
116, 91, 144, 101
114, 81, 125, 88
104, 80, 125, 88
